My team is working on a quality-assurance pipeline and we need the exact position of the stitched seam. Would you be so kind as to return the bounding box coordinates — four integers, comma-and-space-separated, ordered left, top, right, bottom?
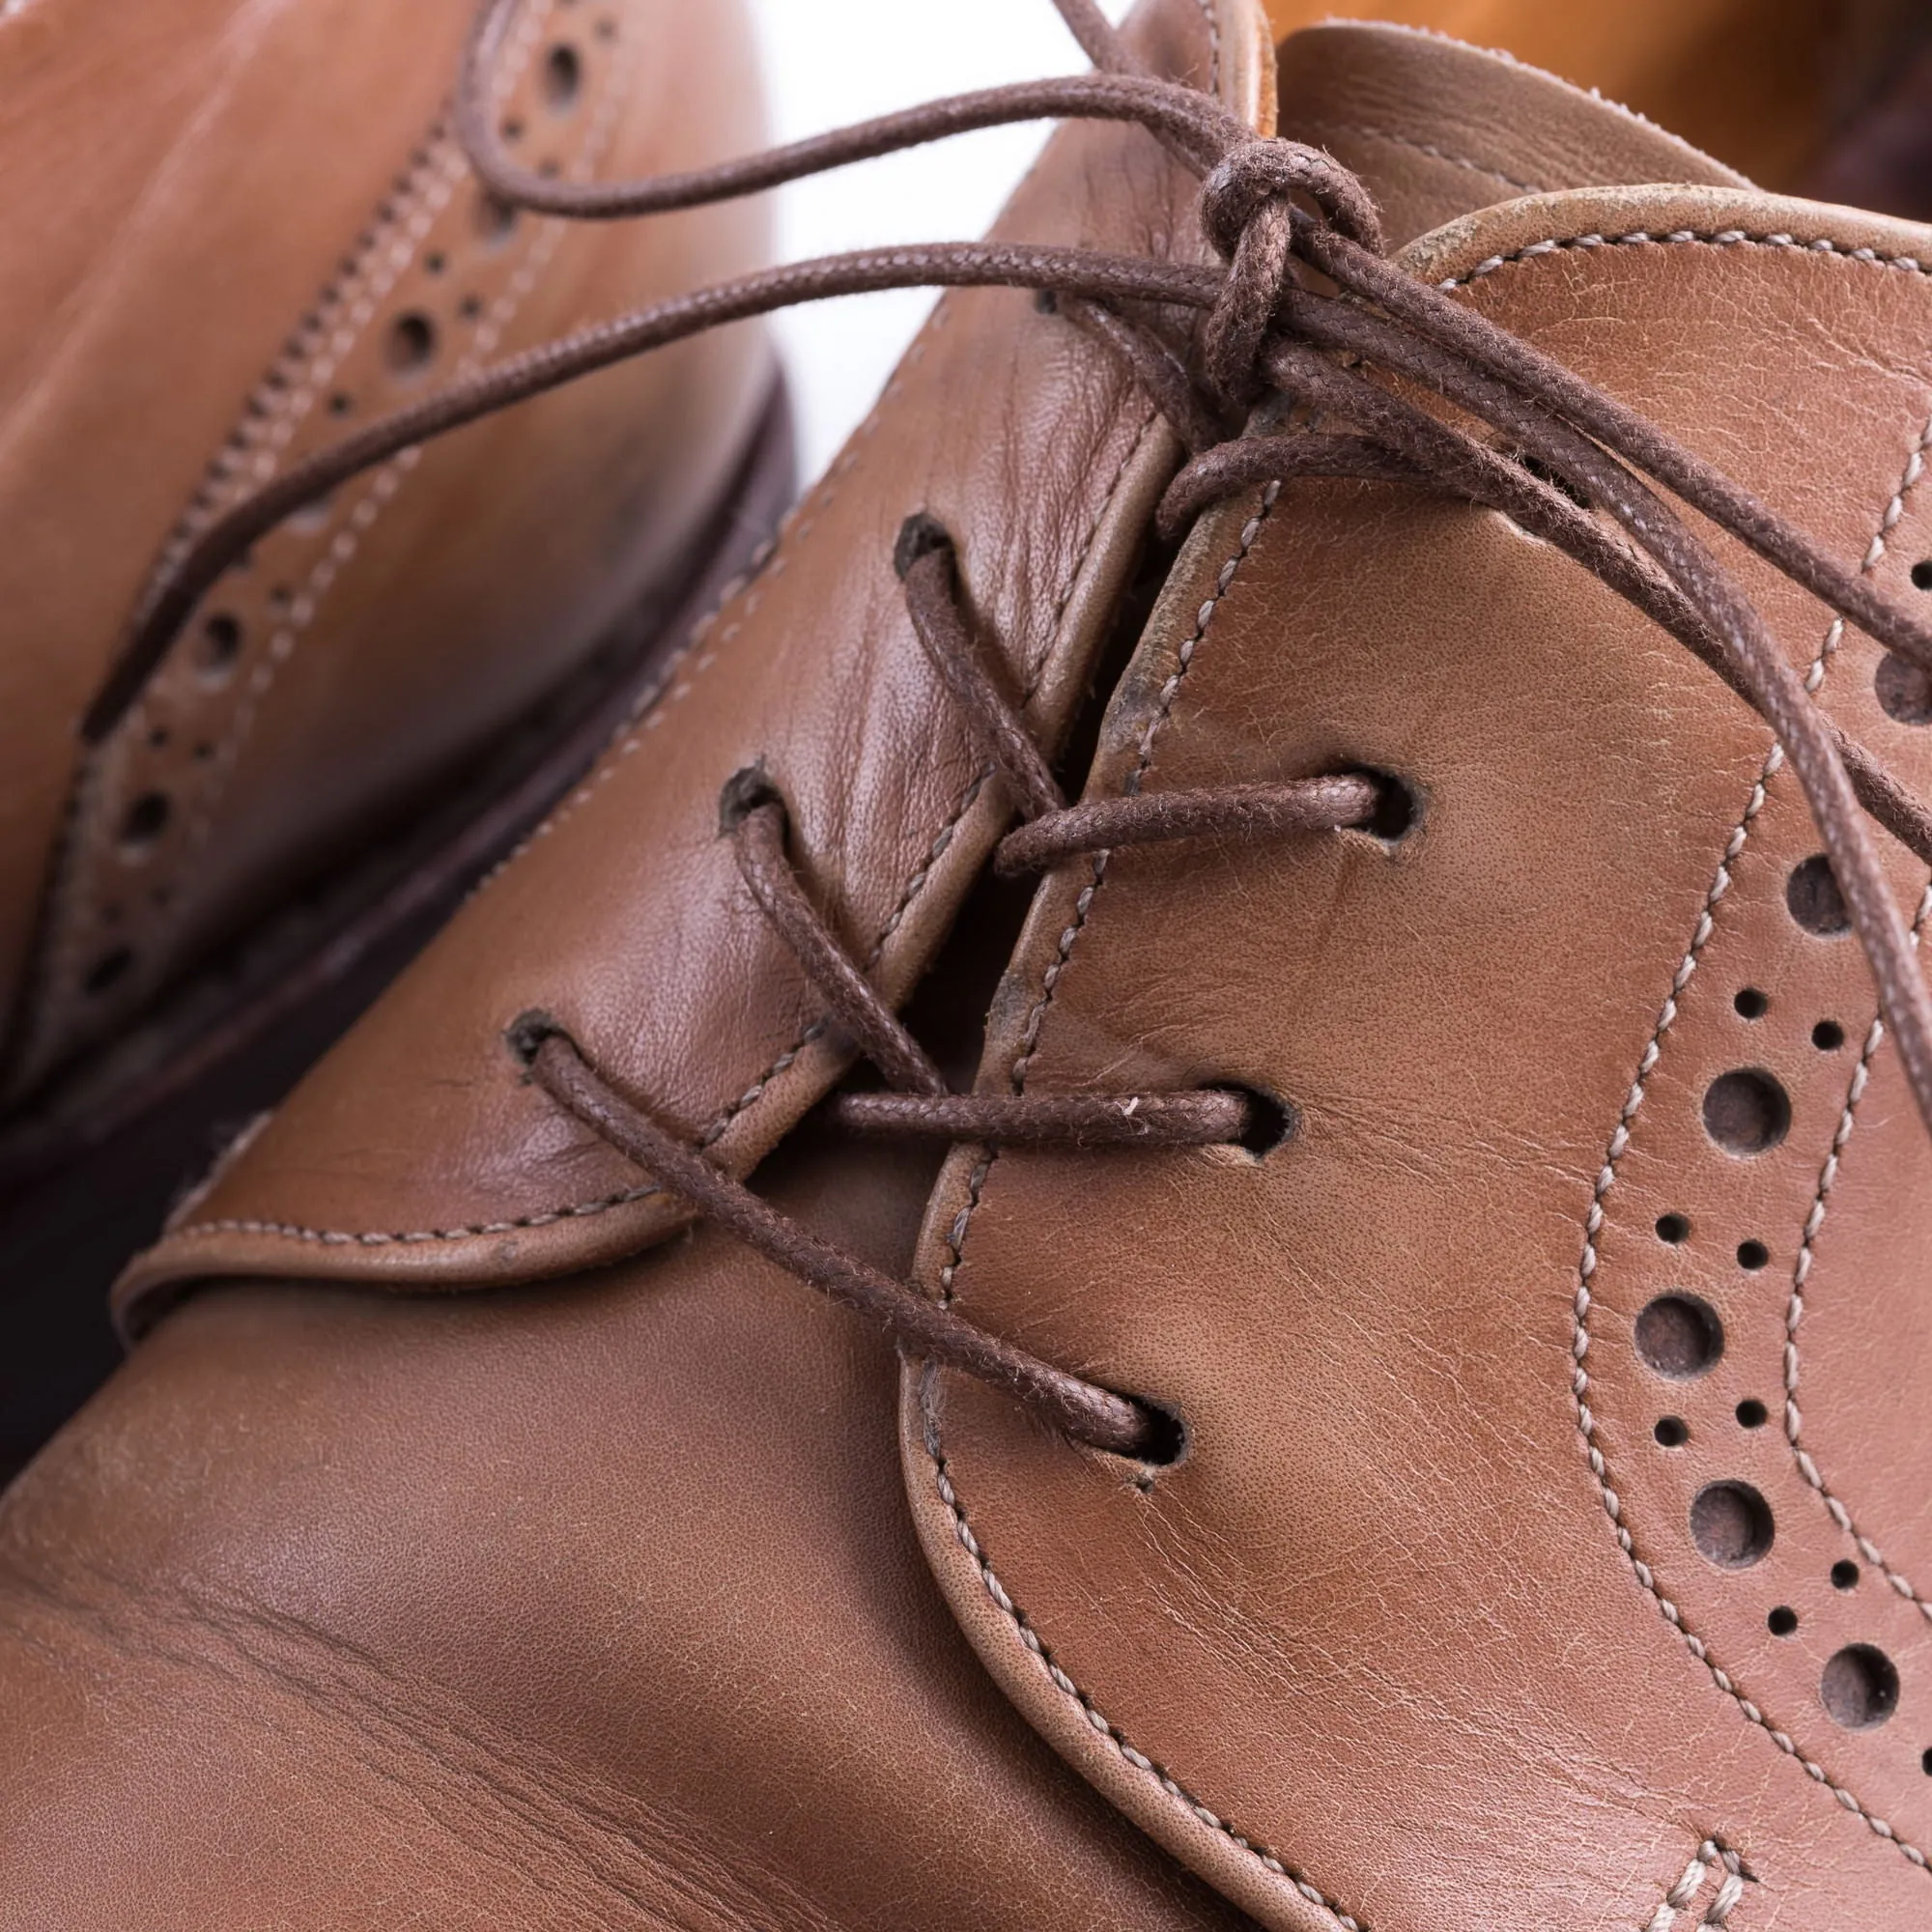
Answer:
923, 1425, 1365, 1931
1783, 880, 1932, 1617
1293, 117, 1546, 197
1551, 259, 1932, 1867
926, 476, 1319, 1903
1643, 1838, 1752, 1931
1442, 227, 1932, 292
155, 0, 595, 939
1776, 410, 1932, 1619
168, 338, 1169, 1247
938, 217, 1932, 1901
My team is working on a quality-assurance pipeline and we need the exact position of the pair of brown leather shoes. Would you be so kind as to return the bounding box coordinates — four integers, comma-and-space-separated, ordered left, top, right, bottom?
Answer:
7, 1, 1932, 1925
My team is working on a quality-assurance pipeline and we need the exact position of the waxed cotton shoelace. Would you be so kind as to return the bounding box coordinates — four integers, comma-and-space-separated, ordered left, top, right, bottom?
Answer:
95, 0, 1932, 1458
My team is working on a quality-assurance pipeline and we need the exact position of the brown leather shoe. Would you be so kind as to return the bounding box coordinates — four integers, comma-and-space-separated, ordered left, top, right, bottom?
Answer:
0, 0, 787, 1450
14, 5, 1932, 1929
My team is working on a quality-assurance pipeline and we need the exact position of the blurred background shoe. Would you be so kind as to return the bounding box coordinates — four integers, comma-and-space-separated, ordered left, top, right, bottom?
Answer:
0, 0, 789, 1466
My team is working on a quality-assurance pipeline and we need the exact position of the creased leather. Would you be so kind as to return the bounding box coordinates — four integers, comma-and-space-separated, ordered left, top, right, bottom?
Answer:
903, 160, 1932, 1932
114, 0, 1272, 1321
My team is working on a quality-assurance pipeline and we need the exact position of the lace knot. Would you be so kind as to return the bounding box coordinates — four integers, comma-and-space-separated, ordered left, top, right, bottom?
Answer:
1198, 138, 1382, 264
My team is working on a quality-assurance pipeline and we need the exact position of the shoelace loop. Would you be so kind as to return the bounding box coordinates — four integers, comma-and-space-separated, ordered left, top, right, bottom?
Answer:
94, 0, 1932, 1454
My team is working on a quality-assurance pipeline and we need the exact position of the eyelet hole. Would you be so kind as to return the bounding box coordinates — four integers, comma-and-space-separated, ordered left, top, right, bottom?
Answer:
1736, 1398, 1769, 1429
1812, 1019, 1845, 1051
1215, 1084, 1296, 1157
1129, 1397, 1188, 1468
1653, 1415, 1689, 1448
718, 764, 782, 835
1736, 1239, 1769, 1271
1343, 767, 1420, 843
1832, 1558, 1861, 1591
1733, 986, 1768, 1019
1912, 558, 1932, 591
1769, 1605, 1799, 1637
1655, 1211, 1690, 1244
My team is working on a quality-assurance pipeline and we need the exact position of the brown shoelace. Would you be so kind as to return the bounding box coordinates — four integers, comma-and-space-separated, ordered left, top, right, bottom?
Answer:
96, 0, 1932, 1457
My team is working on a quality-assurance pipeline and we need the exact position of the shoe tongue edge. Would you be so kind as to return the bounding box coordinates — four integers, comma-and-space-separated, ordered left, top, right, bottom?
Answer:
1274, 21, 1749, 253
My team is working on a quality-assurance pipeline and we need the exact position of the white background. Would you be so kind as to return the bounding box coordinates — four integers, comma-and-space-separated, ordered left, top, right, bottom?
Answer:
742, 0, 1134, 486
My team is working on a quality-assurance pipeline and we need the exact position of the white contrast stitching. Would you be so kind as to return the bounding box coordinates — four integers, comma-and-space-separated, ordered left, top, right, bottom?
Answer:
923, 1421, 1366, 1931
1643, 1838, 1752, 1931
168, 321, 1171, 1248
1783, 876, 1932, 1620
1774, 407, 1932, 1619
1556, 248, 1932, 1871
1442, 228, 1931, 293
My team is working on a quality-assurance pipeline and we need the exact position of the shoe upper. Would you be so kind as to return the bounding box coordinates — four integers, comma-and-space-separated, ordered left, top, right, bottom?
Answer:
0, 2, 1277, 1925
0, 0, 774, 1098
14, 5, 1932, 1931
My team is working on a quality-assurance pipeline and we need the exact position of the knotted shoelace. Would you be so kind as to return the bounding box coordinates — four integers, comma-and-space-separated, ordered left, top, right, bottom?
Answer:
98, 0, 1932, 1458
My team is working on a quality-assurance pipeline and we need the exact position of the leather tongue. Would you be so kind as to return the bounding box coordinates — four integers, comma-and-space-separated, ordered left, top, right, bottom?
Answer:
1275, 22, 1749, 249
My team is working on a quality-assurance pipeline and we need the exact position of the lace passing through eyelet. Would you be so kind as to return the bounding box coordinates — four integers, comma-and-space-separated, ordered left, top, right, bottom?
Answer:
90, 0, 1932, 1451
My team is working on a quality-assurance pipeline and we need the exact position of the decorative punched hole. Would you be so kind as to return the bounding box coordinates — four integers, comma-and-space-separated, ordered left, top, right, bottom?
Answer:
1821, 1643, 1899, 1730
474, 191, 519, 246
1690, 1480, 1776, 1570
384, 312, 438, 377
1913, 558, 1932, 591
459, 294, 486, 323
1922, 1747, 1932, 1776
1737, 1239, 1769, 1271
1812, 1019, 1845, 1051
1636, 1293, 1724, 1379
1656, 1212, 1691, 1244
193, 742, 216, 764
83, 947, 133, 996
119, 791, 171, 854
1769, 1605, 1800, 1637
1736, 1398, 1769, 1429
288, 493, 333, 536
1702, 1069, 1791, 1157
1733, 986, 1769, 1019
328, 391, 354, 417
1654, 1415, 1690, 1448
424, 249, 448, 276
199, 612, 243, 681
1875, 651, 1932, 725
543, 43, 582, 108
1832, 1559, 1861, 1592
500, 114, 526, 144
147, 726, 169, 751
1787, 853, 1850, 936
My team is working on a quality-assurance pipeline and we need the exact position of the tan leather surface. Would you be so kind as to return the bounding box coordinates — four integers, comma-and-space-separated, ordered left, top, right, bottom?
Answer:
906, 175, 1932, 1929
1261, 0, 1926, 191
0, 0, 774, 1090
114, 0, 1273, 1320
0, 1128, 1252, 1931
1276, 22, 1746, 251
